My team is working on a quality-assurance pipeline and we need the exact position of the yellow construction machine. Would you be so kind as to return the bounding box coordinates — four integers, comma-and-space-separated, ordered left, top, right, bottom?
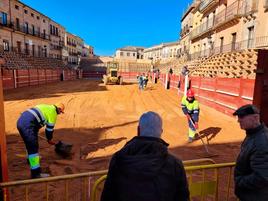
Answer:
102, 61, 123, 85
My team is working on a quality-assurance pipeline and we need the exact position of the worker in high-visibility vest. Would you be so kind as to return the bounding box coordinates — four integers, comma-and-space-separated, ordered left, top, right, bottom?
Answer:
17, 103, 65, 178
181, 89, 200, 142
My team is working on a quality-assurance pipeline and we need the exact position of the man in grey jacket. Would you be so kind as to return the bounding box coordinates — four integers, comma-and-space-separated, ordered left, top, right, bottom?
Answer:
233, 104, 268, 201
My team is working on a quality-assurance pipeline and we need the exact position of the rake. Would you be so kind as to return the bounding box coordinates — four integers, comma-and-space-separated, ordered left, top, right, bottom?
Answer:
189, 118, 218, 158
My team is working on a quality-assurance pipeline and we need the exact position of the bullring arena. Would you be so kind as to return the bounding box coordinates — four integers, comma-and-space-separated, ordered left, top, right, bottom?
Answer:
0, 47, 267, 201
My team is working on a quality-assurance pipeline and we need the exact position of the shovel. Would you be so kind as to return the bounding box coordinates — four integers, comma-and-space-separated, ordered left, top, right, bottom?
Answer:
38, 135, 73, 156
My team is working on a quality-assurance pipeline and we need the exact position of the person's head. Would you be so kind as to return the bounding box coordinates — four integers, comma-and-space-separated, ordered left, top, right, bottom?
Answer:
138, 111, 163, 138
186, 89, 195, 102
233, 104, 261, 130
55, 103, 65, 114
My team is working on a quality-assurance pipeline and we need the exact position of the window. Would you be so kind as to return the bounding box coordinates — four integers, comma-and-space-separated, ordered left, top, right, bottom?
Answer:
231, 33, 237, 51
24, 22, 29, 33
31, 13, 34, 17
248, 26, 254, 48
127, 52, 130, 56
3, 40, 9, 51
15, 5, 19, 10
25, 43, 29, 55
50, 24, 53, 34
36, 27, 40, 36
43, 19, 46, 23
17, 41, 21, 53
133, 53, 135, 57
120, 52, 123, 56
1, 12, 7, 25
220, 37, 224, 53
32, 45, 35, 56
37, 16, 40, 20
16, 18, 20, 30
43, 29, 46, 38
24, 10, 28, 14
32, 25, 35, 35
38, 46, 41, 57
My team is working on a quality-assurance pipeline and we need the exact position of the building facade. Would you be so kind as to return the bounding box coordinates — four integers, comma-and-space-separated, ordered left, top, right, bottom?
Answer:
143, 42, 181, 62
49, 20, 65, 59
82, 44, 94, 58
115, 46, 144, 60
1, 0, 51, 57
66, 32, 84, 65
0, 0, 94, 67
183, 0, 267, 60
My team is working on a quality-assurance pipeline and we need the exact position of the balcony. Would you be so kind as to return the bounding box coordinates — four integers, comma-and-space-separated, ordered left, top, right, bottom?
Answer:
199, 0, 219, 12
240, 0, 258, 16
67, 41, 77, 47
0, 18, 14, 29
180, 25, 191, 37
13, 24, 50, 40
214, 0, 241, 29
190, 17, 214, 40
265, 0, 268, 9
59, 40, 65, 47
188, 36, 268, 61
190, 0, 255, 41
69, 52, 78, 56
50, 44, 62, 50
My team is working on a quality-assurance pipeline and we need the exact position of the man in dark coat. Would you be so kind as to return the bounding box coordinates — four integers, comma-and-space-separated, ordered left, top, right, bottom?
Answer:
233, 104, 268, 201
101, 111, 189, 201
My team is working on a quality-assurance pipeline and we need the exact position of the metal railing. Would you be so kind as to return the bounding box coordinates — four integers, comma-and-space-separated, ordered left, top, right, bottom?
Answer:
188, 36, 268, 61
0, 170, 108, 201
91, 162, 236, 201
190, 17, 214, 39
0, 18, 13, 29
0, 45, 50, 58
191, 0, 258, 40
13, 24, 50, 40
0, 158, 216, 201
199, 0, 217, 11
67, 41, 77, 47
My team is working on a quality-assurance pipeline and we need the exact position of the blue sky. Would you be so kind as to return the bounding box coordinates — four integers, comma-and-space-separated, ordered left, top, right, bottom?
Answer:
21, 0, 192, 56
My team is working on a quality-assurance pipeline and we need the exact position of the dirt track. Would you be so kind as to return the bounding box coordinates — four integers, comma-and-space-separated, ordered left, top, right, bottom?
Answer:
5, 79, 244, 181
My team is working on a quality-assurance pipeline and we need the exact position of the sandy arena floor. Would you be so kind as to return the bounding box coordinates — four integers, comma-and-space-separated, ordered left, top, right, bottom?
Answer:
4, 79, 244, 181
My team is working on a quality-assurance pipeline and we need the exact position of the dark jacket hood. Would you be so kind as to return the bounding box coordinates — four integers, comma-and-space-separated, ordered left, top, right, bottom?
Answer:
113, 136, 169, 178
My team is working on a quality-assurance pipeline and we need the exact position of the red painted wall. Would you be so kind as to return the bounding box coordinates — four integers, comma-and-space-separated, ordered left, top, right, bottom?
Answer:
1, 69, 78, 90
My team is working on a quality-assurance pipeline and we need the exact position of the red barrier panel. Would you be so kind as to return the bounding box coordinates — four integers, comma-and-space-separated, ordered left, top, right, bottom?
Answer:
216, 78, 240, 95
160, 75, 255, 117
1, 68, 78, 90
29, 69, 38, 86
82, 71, 105, 78
16, 69, 29, 88
38, 69, 46, 85
46, 69, 53, 83
1, 69, 14, 90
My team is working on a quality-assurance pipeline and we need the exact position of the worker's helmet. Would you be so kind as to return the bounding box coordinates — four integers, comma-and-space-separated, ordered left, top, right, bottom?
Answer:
186, 89, 195, 98
55, 103, 65, 114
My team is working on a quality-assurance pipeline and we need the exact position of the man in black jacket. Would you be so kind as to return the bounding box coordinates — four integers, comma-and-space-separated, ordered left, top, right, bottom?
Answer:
233, 104, 268, 201
101, 111, 189, 201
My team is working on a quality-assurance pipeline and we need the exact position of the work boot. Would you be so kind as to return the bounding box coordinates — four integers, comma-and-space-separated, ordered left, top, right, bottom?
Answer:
31, 172, 50, 179
188, 137, 193, 143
